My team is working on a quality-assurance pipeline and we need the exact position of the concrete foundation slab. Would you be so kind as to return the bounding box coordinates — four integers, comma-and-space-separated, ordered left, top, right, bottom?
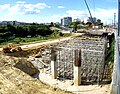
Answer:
39, 71, 110, 94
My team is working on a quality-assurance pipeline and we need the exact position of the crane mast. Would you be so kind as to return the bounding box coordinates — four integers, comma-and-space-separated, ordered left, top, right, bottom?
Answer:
83, 0, 94, 24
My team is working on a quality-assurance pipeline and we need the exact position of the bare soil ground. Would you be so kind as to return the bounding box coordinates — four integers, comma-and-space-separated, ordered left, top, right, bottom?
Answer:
0, 65, 72, 94
0, 36, 78, 94
0, 34, 111, 94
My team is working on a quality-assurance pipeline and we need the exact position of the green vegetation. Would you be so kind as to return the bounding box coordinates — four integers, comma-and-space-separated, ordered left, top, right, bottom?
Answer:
0, 24, 71, 46
68, 22, 90, 31
67, 20, 103, 31
106, 39, 115, 63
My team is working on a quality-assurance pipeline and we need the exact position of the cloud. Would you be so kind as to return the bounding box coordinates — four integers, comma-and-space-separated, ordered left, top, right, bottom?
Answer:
37, 10, 88, 23
90, 8, 117, 24
64, 9, 117, 23
37, 14, 62, 23
43, 8, 117, 24
57, 6, 65, 9
0, 1, 117, 24
65, 10, 88, 18
16, 1, 26, 4
0, 1, 51, 15
0, 4, 10, 11
35, 3, 51, 9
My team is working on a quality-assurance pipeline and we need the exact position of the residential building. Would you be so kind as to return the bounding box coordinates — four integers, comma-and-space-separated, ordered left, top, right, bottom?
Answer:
87, 17, 97, 23
61, 17, 72, 25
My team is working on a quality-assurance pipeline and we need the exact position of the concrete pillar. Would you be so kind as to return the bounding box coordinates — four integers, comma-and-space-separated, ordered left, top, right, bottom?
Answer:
51, 60, 57, 79
74, 66, 81, 86
51, 47, 57, 79
74, 50, 81, 86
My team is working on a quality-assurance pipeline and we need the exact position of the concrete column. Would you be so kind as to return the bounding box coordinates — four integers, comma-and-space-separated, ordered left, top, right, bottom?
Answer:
74, 66, 81, 86
51, 47, 57, 79
74, 50, 81, 86
51, 60, 57, 79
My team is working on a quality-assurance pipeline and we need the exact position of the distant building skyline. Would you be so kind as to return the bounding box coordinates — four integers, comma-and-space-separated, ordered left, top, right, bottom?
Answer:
60, 16, 103, 26
0, 21, 28, 25
0, 16, 109, 26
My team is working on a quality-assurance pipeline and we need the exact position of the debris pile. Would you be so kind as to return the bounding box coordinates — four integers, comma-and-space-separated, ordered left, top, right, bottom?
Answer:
2, 45, 22, 53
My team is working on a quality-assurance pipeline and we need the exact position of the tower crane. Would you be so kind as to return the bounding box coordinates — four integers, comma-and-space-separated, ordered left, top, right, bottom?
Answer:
83, 0, 96, 29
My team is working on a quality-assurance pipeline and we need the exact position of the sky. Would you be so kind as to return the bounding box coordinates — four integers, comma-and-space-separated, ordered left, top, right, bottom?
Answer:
0, 0, 118, 24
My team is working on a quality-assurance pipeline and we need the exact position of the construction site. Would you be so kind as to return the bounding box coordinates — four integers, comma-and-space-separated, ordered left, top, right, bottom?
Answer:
0, 31, 114, 94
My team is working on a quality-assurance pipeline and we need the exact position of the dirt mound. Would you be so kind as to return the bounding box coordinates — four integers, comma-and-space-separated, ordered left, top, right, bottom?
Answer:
0, 54, 72, 94
0, 65, 72, 94
14, 59, 39, 76
2, 44, 22, 53
0, 55, 39, 76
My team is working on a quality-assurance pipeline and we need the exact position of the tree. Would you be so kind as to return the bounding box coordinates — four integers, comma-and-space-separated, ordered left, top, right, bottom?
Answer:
50, 22, 54, 27
69, 22, 79, 31
86, 22, 92, 27
16, 26, 29, 37
7, 24, 17, 35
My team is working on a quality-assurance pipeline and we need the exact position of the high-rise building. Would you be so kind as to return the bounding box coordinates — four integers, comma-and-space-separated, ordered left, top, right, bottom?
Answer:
61, 17, 72, 25
87, 17, 97, 23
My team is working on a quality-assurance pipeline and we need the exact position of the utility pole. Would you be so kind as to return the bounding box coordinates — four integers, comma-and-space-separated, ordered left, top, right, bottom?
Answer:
114, 13, 116, 29
118, 0, 120, 36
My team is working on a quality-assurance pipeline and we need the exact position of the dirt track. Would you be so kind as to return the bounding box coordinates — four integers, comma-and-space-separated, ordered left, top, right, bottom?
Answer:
0, 36, 76, 52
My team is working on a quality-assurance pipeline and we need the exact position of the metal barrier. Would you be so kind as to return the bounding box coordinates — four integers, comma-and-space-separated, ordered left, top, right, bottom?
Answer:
110, 30, 120, 94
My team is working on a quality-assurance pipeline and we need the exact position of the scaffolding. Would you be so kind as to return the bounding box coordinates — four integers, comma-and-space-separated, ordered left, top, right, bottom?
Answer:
37, 37, 111, 85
